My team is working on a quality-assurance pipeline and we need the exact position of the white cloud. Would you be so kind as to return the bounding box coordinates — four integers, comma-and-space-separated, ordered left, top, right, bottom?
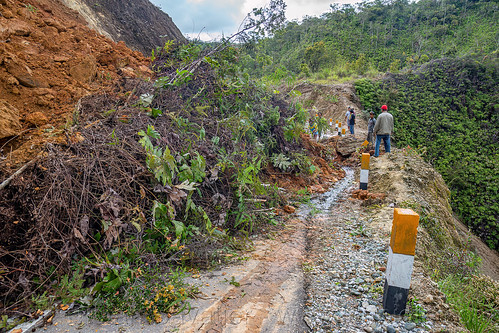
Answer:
150, 0, 360, 40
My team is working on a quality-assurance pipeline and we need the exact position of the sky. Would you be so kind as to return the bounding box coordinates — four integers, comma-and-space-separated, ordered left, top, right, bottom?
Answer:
149, 0, 359, 41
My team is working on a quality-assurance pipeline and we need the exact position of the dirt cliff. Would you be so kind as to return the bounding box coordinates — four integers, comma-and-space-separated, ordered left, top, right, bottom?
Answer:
0, 0, 153, 167
59, 0, 186, 55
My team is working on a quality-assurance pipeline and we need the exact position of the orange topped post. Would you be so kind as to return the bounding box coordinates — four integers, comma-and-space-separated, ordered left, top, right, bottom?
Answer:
360, 153, 370, 190
383, 208, 420, 315
390, 208, 419, 256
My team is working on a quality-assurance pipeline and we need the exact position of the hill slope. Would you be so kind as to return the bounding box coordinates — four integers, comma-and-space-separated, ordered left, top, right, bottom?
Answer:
59, 0, 186, 55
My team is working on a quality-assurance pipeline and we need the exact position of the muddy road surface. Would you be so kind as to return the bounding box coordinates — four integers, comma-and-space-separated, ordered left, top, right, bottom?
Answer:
39, 171, 355, 333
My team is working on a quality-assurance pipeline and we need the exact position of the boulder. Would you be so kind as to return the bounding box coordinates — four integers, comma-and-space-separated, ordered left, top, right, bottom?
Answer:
0, 19, 31, 38
25, 112, 49, 127
5, 58, 49, 88
0, 100, 21, 139
336, 136, 365, 157
69, 56, 97, 84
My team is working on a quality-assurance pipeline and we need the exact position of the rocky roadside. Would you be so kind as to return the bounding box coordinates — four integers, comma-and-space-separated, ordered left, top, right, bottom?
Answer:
302, 155, 465, 332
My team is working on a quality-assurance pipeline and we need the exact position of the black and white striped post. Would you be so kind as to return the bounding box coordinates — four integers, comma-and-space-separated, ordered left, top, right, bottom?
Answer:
360, 153, 369, 190
383, 208, 420, 315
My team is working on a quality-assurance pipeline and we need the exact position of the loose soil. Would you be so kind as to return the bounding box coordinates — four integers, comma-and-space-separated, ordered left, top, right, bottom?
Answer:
0, 0, 151, 169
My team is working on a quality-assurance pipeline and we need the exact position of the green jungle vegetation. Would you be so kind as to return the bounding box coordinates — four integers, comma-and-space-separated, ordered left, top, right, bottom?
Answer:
240, 0, 498, 81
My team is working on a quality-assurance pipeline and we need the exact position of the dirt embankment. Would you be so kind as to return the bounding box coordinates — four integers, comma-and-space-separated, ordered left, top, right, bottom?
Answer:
0, 0, 152, 168
366, 150, 499, 280
291, 82, 367, 129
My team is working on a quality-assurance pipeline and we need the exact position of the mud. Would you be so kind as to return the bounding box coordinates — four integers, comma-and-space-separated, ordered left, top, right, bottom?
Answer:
41, 218, 309, 333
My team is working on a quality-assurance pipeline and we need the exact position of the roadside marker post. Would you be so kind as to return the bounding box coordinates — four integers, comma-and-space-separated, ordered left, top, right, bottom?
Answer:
360, 153, 370, 190
341, 127, 346, 136
338, 122, 342, 136
383, 208, 420, 315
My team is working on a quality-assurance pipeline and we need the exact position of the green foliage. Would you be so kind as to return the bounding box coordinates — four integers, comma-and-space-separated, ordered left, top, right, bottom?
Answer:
290, 152, 316, 175
316, 117, 329, 138
139, 125, 177, 187
0, 315, 24, 330
90, 267, 196, 323
305, 41, 327, 72
348, 54, 371, 75
407, 297, 427, 324
25, 4, 38, 13
271, 153, 291, 171
439, 275, 498, 332
239, 0, 287, 42
354, 79, 379, 111
355, 58, 499, 250
239, 0, 498, 78
388, 59, 400, 73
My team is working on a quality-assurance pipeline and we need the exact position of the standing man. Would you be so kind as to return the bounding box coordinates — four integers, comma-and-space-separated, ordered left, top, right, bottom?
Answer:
349, 108, 356, 135
373, 105, 394, 157
345, 107, 351, 132
367, 111, 376, 146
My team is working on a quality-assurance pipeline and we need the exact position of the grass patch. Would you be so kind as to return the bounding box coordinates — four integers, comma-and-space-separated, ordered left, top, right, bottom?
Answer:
438, 274, 498, 332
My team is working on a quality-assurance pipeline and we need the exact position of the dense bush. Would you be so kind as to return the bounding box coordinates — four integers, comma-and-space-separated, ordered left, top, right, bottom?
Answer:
355, 57, 499, 249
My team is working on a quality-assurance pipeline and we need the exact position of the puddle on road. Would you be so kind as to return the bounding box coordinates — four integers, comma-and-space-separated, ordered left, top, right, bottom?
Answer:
298, 167, 355, 218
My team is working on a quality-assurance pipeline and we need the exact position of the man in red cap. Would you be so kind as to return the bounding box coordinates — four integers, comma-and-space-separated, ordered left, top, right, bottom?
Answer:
373, 105, 393, 157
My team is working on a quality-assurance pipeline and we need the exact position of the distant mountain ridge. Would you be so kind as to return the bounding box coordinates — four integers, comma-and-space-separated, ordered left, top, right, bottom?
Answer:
59, 0, 186, 55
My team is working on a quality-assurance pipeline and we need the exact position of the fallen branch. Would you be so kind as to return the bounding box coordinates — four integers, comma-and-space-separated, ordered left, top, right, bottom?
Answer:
243, 198, 267, 203
0, 158, 38, 190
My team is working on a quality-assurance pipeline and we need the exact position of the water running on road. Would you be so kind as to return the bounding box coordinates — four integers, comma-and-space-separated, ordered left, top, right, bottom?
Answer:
298, 168, 355, 218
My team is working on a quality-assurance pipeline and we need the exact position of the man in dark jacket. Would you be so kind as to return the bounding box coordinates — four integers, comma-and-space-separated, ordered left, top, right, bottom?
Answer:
367, 111, 376, 145
349, 108, 356, 135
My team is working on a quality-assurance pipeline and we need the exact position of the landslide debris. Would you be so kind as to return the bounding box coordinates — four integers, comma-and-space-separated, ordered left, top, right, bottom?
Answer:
0, 0, 152, 167
59, 0, 186, 55
0, 37, 342, 318
288, 82, 365, 127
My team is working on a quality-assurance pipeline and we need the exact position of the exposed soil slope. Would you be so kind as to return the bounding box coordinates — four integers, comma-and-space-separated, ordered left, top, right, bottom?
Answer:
0, 0, 152, 167
291, 82, 366, 127
59, 0, 186, 55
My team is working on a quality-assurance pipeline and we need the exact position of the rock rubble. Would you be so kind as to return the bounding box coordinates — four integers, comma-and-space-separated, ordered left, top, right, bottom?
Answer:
303, 190, 438, 333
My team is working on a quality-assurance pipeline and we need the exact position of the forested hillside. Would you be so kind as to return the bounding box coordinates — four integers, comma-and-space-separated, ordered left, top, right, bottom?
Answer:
240, 0, 498, 77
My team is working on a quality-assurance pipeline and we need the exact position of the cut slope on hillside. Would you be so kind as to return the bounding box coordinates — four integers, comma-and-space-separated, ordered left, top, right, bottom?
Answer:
59, 0, 186, 55
367, 149, 499, 280
0, 0, 152, 168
